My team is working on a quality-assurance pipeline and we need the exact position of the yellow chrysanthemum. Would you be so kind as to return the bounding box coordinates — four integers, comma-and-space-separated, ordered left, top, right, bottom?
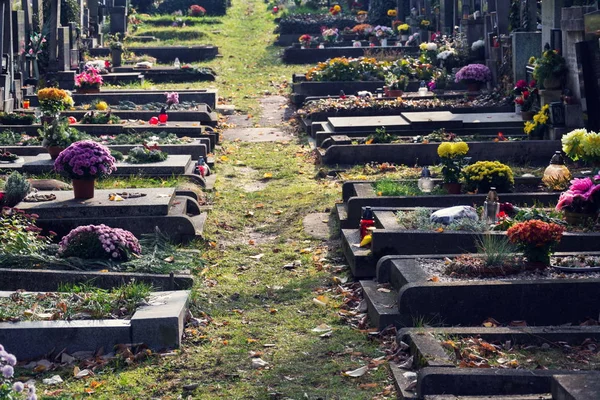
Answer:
437, 142, 452, 158
561, 128, 587, 158
419, 42, 428, 51
96, 101, 109, 111
387, 9, 397, 17
398, 24, 409, 32
451, 141, 469, 156
333, 5, 341, 12
582, 131, 600, 158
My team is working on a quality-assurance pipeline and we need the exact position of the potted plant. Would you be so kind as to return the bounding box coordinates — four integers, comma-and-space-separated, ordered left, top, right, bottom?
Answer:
108, 34, 125, 68
454, 63, 491, 92
39, 118, 89, 159
507, 220, 564, 266
384, 72, 408, 97
561, 128, 600, 166
58, 224, 141, 261
397, 23, 410, 41
372, 25, 394, 46
523, 104, 550, 139
513, 79, 539, 119
74, 65, 104, 94
54, 140, 117, 199
299, 34, 313, 49
437, 141, 470, 194
37, 87, 74, 120
0, 112, 36, 125
351, 24, 373, 40
556, 176, 600, 225
532, 50, 567, 90
428, 69, 448, 93
320, 27, 339, 44
462, 161, 515, 193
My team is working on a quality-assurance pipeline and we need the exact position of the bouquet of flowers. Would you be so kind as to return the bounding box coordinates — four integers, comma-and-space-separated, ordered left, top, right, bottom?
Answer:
329, 4, 342, 16
351, 24, 373, 37
561, 128, 600, 165
299, 34, 313, 47
165, 91, 179, 109
513, 79, 538, 112
532, 49, 567, 87
420, 19, 433, 31
397, 23, 410, 34
321, 28, 339, 43
54, 140, 116, 179
524, 104, 550, 137
372, 25, 394, 39
189, 4, 206, 16
387, 9, 397, 18
58, 224, 141, 261
556, 176, 600, 214
437, 141, 470, 183
454, 63, 491, 83
75, 65, 103, 90
507, 220, 564, 266
384, 72, 409, 91
20, 32, 46, 59
37, 87, 74, 116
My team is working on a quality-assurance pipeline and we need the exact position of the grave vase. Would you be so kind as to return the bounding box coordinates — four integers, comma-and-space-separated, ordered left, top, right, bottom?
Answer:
465, 81, 481, 92
47, 146, 65, 160
543, 77, 561, 90
111, 49, 123, 68
443, 183, 462, 194
564, 210, 598, 226
400, 34, 409, 41
72, 179, 95, 199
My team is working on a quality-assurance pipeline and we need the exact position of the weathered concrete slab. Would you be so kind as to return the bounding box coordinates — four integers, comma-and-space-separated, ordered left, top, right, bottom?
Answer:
552, 374, 600, 400
328, 115, 409, 133
221, 127, 293, 142
400, 111, 463, 129
302, 212, 330, 240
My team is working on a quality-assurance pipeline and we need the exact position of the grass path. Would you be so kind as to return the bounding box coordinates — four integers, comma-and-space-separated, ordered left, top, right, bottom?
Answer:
42, 0, 397, 398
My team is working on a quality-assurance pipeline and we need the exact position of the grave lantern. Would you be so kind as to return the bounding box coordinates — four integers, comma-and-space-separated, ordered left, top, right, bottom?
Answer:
418, 166, 434, 193
542, 151, 571, 190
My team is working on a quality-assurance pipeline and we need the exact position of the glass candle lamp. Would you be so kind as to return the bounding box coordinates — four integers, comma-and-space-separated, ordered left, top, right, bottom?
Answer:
23, 100, 30, 109
158, 107, 168, 124
542, 151, 571, 190
418, 166, 435, 193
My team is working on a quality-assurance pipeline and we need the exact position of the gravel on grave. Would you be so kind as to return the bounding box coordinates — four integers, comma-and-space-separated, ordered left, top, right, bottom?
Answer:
418, 258, 600, 282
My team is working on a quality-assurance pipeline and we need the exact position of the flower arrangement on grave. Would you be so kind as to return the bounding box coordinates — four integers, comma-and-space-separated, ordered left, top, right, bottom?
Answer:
471, 39, 485, 52
561, 128, 600, 165
0, 150, 19, 162
365, 126, 394, 144
306, 57, 384, 82
125, 144, 168, 164
0, 112, 35, 125
0, 205, 54, 254
532, 50, 567, 89
0, 343, 37, 398
39, 118, 89, 149
37, 88, 74, 117
462, 161, 514, 193
507, 220, 564, 266
79, 111, 121, 124
419, 42, 438, 63
75, 65, 104, 91
414, 61, 436, 81
372, 25, 394, 39
94, 100, 109, 111
329, 4, 342, 16
436, 49, 456, 63
397, 23, 410, 34
321, 27, 339, 43
85, 59, 111, 74
454, 63, 491, 84
420, 19, 434, 31
387, 9, 397, 17
54, 140, 116, 180
189, 4, 206, 16
58, 224, 141, 261
384, 73, 409, 92
165, 92, 179, 109
523, 104, 550, 138
351, 24, 373, 37
405, 32, 420, 46
513, 79, 538, 112
428, 69, 448, 91
437, 141, 470, 184
20, 32, 46, 59
555, 176, 600, 217
299, 34, 313, 47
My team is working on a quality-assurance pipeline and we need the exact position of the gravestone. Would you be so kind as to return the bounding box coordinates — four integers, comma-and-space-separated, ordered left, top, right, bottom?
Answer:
21, 0, 33, 42
31, 0, 43, 31
57, 27, 70, 71
47, 0, 61, 71
0, 0, 14, 111
576, 35, 600, 131
542, 0, 564, 48
110, 6, 127, 34
520, 0, 536, 31
512, 31, 541, 82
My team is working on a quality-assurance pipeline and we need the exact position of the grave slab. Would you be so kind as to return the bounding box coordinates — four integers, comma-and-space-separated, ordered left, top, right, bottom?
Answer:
0, 290, 189, 360
400, 111, 463, 129
328, 115, 410, 133
552, 374, 600, 400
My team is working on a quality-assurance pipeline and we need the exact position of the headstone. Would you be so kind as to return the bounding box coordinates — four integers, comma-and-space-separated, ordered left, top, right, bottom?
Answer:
109, 6, 127, 34
47, 0, 61, 70
494, 0, 509, 34
542, 0, 564, 48
57, 27, 70, 71
576, 39, 600, 131
512, 31, 541, 82
12, 11, 25, 54
520, 0, 536, 32
31, 0, 43, 31
21, 0, 33, 41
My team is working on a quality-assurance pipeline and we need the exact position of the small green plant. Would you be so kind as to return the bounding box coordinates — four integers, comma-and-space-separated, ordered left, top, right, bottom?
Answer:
476, 234, 516, 267
373, 179, 420, 196
0, 206, 52, 255
0, 112, 36, 125
39, 118, 89, 147
2, 171, 30, 207
463, 161, 514, 193
126, 146, 168, 164
111, 150, 125, 161
79, 111, 121, 124
366, 126, 394, 144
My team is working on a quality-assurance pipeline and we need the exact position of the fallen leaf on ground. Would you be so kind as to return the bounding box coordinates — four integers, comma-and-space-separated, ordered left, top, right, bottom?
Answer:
312, 324, 332, 332
343, 365, 368, 377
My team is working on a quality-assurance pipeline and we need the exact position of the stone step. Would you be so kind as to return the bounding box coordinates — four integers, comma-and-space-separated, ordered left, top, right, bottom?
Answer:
552, 374, 600, 400
334, 203, 349, 229
360, 280, 400, 329
340, 229, 374, 278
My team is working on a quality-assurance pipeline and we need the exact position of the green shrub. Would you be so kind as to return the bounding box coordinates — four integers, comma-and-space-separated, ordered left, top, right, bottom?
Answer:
462, 161, 514, 193
2, 171, 31, 207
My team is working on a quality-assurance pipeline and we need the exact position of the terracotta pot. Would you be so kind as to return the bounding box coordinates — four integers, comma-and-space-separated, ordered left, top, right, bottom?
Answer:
543, 76, 561, 90
72, 179, 95, 199
384, 87, 404, 97
564, 210, 598, 226
466, 82, 481, 92
443, 183, 462, 194
521, 111, 535, 121
47, 146, 65, 160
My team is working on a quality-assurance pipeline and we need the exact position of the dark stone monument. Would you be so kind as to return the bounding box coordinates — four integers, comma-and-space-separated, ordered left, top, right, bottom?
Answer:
576, 12, 600, 131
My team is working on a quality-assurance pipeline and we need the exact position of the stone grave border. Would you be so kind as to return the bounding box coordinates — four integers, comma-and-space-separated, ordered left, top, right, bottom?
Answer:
361, 254, 600, 329
88, 46, 219, 63
395, 326, 600, 398
0, 290, 189, 360
318, 139, 560, 167
282, 44, 419, 64
337, 180, 559, 229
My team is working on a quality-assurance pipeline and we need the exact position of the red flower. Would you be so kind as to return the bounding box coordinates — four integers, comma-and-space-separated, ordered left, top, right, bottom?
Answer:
497, 132, 506, 141
522, 90, 529, 99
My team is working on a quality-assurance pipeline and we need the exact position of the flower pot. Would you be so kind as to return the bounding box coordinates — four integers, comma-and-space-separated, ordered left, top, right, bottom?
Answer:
521, 111, 535, 121
543, 76, 561, 90
515, 104, 522, 114
564, 210, 598, 226
76, 87, 101, 94
466, 82, 481, 92
47, 146, 65, 160
443, 183, 462, 194
111, 49, 123, 68
72, 179, 95, 199
400, 34, 409, 41
384, 87, 404, 97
